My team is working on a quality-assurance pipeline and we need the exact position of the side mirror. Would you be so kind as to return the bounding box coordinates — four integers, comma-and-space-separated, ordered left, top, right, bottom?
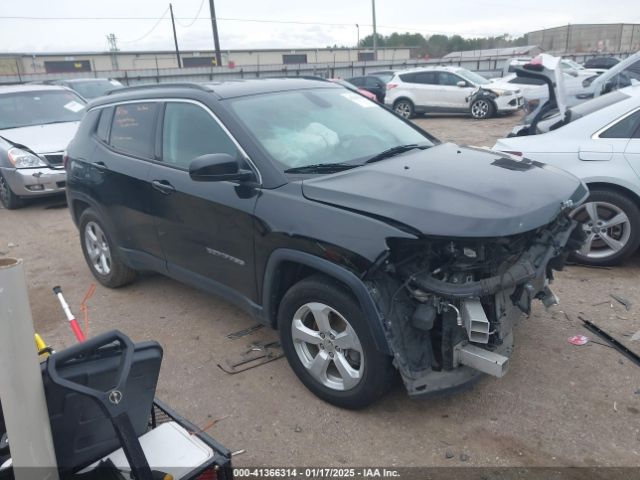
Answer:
189, 153, 253, 182
457, 80, 467, 88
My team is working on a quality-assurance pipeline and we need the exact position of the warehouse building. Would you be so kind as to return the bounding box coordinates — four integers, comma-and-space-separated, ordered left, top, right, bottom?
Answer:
527, 23, 640, 54
0, 47, 413, 76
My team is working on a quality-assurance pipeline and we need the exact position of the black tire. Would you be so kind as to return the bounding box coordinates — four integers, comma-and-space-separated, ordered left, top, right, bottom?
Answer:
470, 98, 494, 119
570, 188, 640, 266
277, 275, 395, 409
79, 208, 136, 287
393, 99, 415, 119
0, 173, 23, 209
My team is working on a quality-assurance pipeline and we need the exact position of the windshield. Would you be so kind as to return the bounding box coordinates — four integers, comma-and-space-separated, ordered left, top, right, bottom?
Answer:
69, 80, 120, 99
0, 90, 86, 130
562, 59, 583, 70
456, 68, 490, 85
228, 88, 434, 171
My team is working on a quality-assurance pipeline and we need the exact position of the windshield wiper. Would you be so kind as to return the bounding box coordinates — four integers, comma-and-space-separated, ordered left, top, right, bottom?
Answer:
364, 144, 428, 164
284, 163, 358, 174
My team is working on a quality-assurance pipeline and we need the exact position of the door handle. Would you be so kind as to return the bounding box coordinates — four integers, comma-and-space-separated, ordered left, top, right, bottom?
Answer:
152, 179, 176, 195
92, 161, 108, 171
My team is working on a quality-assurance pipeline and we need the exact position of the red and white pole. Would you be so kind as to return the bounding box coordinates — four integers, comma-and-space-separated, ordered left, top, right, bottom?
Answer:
53, 286, 86, 342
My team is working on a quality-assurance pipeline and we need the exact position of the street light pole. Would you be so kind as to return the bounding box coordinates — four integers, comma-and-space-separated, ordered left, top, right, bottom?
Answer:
371, 0, 377, 60
356, 23, 360, 48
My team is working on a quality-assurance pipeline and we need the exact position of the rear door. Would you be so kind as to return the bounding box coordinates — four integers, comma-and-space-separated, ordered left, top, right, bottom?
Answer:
148, 100, 259, 302
437, 72, 474, 110
364, 76, 385, 101
408, 71, 439, 108
89, 102, 165, 269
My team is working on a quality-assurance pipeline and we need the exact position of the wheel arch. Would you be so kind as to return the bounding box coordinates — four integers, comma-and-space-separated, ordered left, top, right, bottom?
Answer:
584, 181, 640, 209
262, 249, 391, 355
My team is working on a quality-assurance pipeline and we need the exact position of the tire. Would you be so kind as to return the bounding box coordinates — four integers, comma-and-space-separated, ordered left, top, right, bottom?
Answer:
277, 275, 395, 409
569, 189, 640, 266
393, 99, 415, 119
0, 173, 23, 210
79, 208, 136, 287
470, 98, 494, 119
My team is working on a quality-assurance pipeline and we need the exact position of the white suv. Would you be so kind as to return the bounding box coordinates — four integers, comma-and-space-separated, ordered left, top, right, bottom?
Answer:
385, 66, 523, 119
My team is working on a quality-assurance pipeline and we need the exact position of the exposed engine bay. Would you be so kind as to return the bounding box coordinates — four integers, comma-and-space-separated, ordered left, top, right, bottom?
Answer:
367, 213, 585, 396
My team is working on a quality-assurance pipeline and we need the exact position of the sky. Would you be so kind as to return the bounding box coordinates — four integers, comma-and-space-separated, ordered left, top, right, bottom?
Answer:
1, 0, 639, 53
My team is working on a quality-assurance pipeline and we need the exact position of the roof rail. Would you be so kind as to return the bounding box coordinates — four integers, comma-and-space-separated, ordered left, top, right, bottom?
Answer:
106, 82, 211, 95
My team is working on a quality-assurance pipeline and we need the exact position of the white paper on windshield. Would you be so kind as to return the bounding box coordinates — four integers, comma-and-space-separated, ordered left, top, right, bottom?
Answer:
341, 92, 375, 108
64, 101, 85, 113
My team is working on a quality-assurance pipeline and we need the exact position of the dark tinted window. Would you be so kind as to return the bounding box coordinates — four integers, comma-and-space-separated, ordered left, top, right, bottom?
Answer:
600, 110, 640, 139
349, 77, 365, 87
110, 103, 158, 158
438, 72, 462, 86
96, 107, 113, 142
508, 76, 545, 85
162, 102, 238, 169
412, 72, 437, 84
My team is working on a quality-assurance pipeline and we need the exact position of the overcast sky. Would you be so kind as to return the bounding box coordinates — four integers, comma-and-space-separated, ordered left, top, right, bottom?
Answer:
1, 0, 639, 53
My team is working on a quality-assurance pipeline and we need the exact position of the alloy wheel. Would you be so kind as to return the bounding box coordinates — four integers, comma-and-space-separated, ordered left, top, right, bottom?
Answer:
471, 100, 490, 118
0, 176, 8, 207
570, 201, 631, 259
394, 102, 412, 119
291, 302, 364, 391
84, 221, 112, 275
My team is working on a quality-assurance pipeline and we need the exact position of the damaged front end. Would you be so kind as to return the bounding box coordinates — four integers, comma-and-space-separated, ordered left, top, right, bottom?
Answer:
367, 213, 584, 397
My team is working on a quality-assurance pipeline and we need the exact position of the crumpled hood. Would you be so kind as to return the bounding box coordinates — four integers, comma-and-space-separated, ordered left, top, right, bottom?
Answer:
302, 143, 588, 237
0, 121, 80, 154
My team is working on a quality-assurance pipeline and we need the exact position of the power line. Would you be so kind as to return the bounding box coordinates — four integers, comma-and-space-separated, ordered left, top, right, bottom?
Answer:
118, 7, 169, 44
175, 0, 206, 28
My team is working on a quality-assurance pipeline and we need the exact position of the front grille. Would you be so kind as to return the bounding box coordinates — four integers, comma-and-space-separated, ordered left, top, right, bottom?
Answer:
44, 154, 63, 166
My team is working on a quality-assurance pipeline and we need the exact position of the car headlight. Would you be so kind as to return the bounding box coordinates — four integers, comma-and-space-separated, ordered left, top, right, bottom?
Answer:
7, 147, 47, 168
489, 88, 513, 96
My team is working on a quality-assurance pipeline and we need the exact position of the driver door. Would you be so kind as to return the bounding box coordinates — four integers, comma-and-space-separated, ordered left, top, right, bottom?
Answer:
148, 100, 259, 302
437, 72, 474, 110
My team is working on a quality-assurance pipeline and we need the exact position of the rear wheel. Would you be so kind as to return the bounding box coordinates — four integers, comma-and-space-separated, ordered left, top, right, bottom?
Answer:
278, 275, 395, 409
79, 208, 136, 287
0, 174, 23, 209
470, 98, 494, 119
569, 189, 640, 266
393, 99, 415, 119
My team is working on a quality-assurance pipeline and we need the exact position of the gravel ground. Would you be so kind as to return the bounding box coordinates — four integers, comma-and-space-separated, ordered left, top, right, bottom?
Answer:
1, 112, 639, 470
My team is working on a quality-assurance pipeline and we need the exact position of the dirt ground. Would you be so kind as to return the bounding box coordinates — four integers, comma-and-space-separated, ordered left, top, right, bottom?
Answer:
1, 112, 640, 469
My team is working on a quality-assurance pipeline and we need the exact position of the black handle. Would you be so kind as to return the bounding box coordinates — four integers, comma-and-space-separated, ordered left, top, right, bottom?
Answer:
151, 180, 175, 195
46, 329, 135, 416
93, 161, 108, 171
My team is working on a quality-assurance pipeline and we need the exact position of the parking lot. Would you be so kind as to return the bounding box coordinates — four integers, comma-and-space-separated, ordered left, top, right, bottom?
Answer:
1, 112, 639, 468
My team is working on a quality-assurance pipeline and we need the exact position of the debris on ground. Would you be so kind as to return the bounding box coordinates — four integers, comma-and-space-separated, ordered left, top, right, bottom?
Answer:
568, 335, 589, 346
614, 402, 618, 412
445, 450, 455, 459
580, 316, 640, 367
294, 425, 303, 433
7, 242, 16, 248
226, 324, 264, 340
631, 331, 640, 342
610, 294, 632, 311
459, 453, 470, 462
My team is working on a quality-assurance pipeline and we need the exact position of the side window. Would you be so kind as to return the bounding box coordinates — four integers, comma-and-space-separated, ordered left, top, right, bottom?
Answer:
162, 102, 239, 169
412, 72, 437, 84
110, 103, 158, 158
96, 107, 113, 143
349, 77, 364, 87
364, 77, 380, 88
438, 72, 463, 86
599, 110, 640, 139
399, 73, 416, 83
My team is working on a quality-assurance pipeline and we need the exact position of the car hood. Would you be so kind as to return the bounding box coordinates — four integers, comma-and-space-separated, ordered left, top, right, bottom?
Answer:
301, 143, 587, 237
0, 121, 80, 154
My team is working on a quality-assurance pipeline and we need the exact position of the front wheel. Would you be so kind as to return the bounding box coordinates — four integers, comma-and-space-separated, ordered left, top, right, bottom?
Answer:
79, 208, 136, 287
470, 98, 494, 119
569, 189, 640, 266
0, 174, 23, 209
278, 275, 395, 409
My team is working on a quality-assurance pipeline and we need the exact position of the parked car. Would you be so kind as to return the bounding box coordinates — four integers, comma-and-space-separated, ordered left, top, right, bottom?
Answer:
328, 78, 378, 101
0, 85, 86, 209
52, 78, 124, 100
385, 66, 523, 119
368, 70, 395, 83
584, 56, 621, 70
65, 79, 586, 409
512, 52, 640, 136
494, 84, 640, 265
346, 75, 386, 102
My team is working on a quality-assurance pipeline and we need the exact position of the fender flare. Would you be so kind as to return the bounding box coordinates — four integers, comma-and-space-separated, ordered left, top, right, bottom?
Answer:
262, 248, 391, 355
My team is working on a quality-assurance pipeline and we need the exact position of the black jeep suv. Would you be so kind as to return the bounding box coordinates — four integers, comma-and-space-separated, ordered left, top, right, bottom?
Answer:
66, 79, 587, 409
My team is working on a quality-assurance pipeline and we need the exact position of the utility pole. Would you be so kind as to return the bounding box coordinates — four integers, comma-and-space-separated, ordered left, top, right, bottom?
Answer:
106, 33, 119, 70
356, 24, 360, 48
169, 3, 182, 68
371, 0, 377, 59
208, 0, 222, 67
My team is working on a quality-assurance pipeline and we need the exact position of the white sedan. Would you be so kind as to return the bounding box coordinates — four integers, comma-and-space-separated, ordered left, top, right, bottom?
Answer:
494, 85, 640, 265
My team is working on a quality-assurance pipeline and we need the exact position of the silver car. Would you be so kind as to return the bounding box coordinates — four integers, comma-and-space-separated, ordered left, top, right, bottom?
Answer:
0, 85, 86, 209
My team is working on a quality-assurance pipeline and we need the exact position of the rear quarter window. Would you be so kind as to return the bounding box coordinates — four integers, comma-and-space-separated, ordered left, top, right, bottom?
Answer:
599, 110, 640, 138
109, 103, 158, 158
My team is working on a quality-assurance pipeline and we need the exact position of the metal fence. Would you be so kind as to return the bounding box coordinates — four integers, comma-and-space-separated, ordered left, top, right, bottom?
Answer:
0, 50, 636, 85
